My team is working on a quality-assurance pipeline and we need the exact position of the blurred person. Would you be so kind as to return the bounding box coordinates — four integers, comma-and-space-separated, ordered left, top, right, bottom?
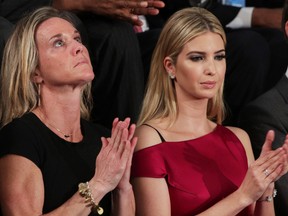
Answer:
239, 1, 288, 215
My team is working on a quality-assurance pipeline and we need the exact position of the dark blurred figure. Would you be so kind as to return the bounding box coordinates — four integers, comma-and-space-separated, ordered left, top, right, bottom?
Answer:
239, 1, 288, 215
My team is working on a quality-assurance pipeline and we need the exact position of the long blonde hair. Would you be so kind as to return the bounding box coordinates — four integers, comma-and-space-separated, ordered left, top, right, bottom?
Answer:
137, 7, 227, 126
0, 7, 93, 128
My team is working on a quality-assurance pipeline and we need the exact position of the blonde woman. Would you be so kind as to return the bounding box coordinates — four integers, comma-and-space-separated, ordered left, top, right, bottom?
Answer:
131, 7, 288, 216
0, 7, 136, 216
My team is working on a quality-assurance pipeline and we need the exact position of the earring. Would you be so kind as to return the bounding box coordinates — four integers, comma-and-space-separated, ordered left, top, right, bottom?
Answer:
37, 83, 41, 107
168, 72, 175, 79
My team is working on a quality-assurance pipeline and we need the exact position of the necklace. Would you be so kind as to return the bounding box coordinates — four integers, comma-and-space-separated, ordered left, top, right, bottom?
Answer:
46, 121, 73, 139
38, 108, 73, 139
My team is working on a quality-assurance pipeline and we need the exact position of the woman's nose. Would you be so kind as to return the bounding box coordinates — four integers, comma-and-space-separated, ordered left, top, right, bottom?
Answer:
204, 60, 216, 75
73, 41, 84, 55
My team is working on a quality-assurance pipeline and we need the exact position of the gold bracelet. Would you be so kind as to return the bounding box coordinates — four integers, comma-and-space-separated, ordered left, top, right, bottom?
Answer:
78, 182, 104, 215
258, 189, 277, 202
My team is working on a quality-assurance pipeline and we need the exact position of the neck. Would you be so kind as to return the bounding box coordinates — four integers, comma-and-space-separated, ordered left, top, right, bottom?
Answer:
35, 86, 84, 141
35, 105, 82, 142
172, 99, 212, 131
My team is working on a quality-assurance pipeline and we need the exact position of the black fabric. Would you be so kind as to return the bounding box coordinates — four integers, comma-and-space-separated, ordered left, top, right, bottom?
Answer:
0, 0, 51, 24
253, 27, 288, 91
142, 124, 166, 142
0, 113, 112, 215
137, 28, 162, 83
222, 28, 270, 125
77, 13, 144, 128
0, 17, 13, 68
246, 0, 284, 7
158, 0, 240, 26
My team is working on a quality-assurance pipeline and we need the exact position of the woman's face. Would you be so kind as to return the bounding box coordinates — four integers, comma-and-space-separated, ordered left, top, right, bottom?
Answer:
34, 17, 94, 88
169, 32, 226, 101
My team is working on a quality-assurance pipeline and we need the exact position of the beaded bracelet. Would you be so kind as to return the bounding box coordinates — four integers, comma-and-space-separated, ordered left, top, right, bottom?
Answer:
258, 189, 277, 202
78, 182, 104, 215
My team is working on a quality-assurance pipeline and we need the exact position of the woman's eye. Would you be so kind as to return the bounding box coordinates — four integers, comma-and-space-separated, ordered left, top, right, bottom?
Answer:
215, 55, 226, 61
190, 56, 203, 62
54, 40, 64, 47
75, 37, 82, 43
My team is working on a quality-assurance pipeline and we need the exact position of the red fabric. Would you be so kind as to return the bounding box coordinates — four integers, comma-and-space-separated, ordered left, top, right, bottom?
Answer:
132, 125, 251, 216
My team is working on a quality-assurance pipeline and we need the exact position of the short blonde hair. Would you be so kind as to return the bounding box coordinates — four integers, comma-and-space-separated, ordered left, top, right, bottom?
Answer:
0, 7, 93, 127
137, 7, 226, 126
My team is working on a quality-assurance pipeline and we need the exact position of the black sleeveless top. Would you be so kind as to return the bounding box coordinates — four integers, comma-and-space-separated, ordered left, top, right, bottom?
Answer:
0, 112, 112, 215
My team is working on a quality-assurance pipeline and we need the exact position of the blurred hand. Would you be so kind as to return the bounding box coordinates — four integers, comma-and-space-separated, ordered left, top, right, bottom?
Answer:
252, 8, 283, 29
54, 0, 165, 26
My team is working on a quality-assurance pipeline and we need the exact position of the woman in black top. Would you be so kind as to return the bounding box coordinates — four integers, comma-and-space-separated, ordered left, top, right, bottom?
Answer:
0, 7, 137, 216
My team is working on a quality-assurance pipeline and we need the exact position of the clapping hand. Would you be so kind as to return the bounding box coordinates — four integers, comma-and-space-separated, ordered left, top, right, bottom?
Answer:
91, 118, 137, 194
259, 130, 288, 181
237, 130, 288, 204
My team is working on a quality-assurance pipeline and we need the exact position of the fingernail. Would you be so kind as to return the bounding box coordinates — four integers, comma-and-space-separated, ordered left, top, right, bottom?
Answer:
140, 1, 148, 7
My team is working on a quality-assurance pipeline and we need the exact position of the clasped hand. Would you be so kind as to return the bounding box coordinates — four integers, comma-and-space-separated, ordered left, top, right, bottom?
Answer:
92, 117, 137, 193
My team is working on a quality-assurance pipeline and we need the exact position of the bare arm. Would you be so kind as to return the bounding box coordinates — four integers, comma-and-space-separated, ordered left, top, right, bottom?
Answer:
0, 118, 137, 216
0, 155, 94, 216
131, 125, 171, 216
52, 0, 165, 26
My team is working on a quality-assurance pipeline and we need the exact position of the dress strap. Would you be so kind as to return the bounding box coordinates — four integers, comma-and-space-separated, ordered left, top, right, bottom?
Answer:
142, 124, 166, 142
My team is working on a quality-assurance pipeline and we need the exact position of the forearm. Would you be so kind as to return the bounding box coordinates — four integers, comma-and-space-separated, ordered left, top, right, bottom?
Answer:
43, 181, 108, 216
2, 188, 105, 216
195, 189, 252, 216
254, 184, 276, 216
43, 192, 99, 216
111, 186, 135, 216
254, 201, 275, 216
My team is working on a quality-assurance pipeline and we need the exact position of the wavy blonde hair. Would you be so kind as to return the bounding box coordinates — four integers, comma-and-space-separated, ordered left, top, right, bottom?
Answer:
137, 7, 227, 126
0, 7, 93, 128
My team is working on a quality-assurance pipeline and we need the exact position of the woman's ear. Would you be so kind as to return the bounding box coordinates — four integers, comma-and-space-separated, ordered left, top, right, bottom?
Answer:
163, 57, 176, 78
32, 68, 43, 84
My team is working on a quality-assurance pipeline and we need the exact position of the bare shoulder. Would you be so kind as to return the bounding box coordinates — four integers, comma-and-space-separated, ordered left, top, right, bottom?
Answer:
134, 123, 164, 152
225, 126, 255, 163
226, 126, 250, 142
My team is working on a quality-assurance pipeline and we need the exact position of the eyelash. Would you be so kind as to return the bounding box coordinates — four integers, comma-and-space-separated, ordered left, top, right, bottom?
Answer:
190, 54, 226, 62
54, 40, 64, 47
215, 54, 226, 60
75, 36, 82, 43
53, 36, 82, 47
